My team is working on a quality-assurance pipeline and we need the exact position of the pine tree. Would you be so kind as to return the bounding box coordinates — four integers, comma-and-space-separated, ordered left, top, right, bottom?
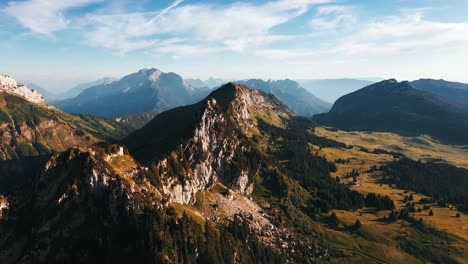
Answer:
329, 212, 339, 228
429, 209, 434, 216
354, 219, 362, 229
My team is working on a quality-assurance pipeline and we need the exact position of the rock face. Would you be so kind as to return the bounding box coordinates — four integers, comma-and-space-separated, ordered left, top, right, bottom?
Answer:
0, 145, 162, 263
0, 195, 8, 220
314, 79, 468, 144
124, 83, 294, 204
0, 74, 45, 104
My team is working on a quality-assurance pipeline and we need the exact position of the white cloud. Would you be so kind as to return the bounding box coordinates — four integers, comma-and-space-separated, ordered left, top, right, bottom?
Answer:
340, 9, 468, 55
4, 0, 102, 35
309, 5, 357, 30
257, 9, 468, 60
82, 0, 331, 55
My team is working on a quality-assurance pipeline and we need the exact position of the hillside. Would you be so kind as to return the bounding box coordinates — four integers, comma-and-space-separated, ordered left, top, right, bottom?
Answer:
237, 79, 331, 116
0, 83, 361, 262
411, 78, 468, 105
1, 83, 464, 263
0, 74, 133, 193
314, 79, 468, 144
55, 68, 201, 117
0, 92, 129, 161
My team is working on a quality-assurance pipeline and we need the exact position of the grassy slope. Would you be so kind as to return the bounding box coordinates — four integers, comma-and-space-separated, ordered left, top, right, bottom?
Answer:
311, 126, 468, 262
315, 127, 468, 169
0, 92, 131, 160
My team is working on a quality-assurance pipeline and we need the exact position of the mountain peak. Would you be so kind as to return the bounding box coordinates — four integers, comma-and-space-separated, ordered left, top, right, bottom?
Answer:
0, 74, 45, 104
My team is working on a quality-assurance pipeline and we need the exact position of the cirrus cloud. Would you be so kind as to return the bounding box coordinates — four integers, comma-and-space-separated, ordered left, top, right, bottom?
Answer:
4, 0, 103, 35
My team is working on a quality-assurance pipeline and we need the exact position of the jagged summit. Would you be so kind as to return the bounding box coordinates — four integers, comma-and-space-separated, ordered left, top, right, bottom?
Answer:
0, 74, 45, 104
122, 83, 294, 203
124, 82, 293, 162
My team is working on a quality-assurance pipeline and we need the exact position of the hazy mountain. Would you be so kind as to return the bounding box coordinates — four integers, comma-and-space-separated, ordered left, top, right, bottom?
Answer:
314, 79, 468, 144
55, 68, 198, 117
28, 78, 116, 101
185, 78, 206, 88
236, 79, 331, 116
297, 78, 376, 103
61, 77, 116, 99
411, 79, 468, 105
185, 77, 226, 88
27, 83, 58, 101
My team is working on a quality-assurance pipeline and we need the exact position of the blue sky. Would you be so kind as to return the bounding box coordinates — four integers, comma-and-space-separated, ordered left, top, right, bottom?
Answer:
1, 0, 468, 91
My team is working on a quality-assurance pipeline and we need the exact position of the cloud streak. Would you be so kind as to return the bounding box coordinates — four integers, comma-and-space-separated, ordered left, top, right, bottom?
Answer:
81, 0, 330, 55
256, 9, 468, 60
4, 0, 102, 35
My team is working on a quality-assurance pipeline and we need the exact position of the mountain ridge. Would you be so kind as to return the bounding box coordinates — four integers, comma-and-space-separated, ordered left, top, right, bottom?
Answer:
314, 79, 468, 144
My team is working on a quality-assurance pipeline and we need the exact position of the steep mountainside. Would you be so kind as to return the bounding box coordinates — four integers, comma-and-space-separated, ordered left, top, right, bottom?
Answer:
314, 79, 468, 144
297, 78, 375, 103
55, 69, 200, 117
411, 78, 468, 105
0, 92, 128, 161
1, 82, 465, 263
237, 79, 331, 116
0, 74, 133, 193
124, 83, 294, 202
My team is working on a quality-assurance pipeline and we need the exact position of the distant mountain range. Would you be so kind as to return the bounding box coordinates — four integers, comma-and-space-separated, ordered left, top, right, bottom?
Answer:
53, 69, 330, 118
237, 79, 331, 116
314, 79, 468, 144
297, 78, 376, 103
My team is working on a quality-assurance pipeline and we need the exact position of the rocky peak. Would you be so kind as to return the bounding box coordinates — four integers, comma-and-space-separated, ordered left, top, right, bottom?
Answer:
124, 83, 293, 204
0, 74, 45, 104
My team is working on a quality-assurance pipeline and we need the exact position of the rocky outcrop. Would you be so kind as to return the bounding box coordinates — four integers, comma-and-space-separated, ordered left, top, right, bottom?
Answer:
0, 74, 45, 104
0, 145, 163, 262
125, 83, 293, 204
0, 195, 8, 220
153, 98, 248, 204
